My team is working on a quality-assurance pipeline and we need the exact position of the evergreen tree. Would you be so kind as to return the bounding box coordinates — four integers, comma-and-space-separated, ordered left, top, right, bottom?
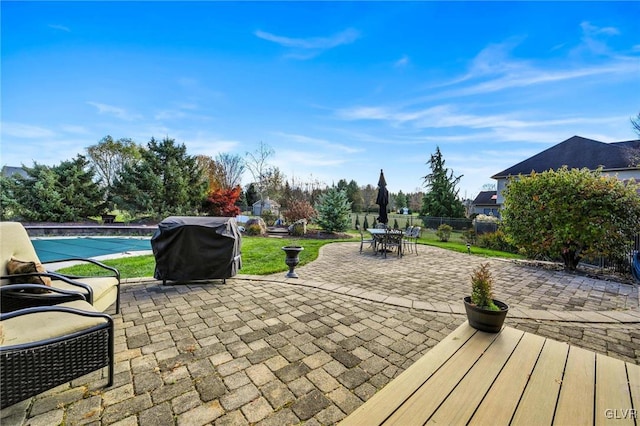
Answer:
421, 146, 465, 218
347, 180, 363, 212
395, 190, 408, 209
244, 183, 260, 208
315, 187, 351, 233
10, 156, 106, 221
112, 136, 207, 218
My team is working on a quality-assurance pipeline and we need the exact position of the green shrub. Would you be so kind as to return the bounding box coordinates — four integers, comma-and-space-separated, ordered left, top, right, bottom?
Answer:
261, 210, 277, 226
363, 215, 369, 229
462, 228, 476, 244
246, 224, 263, 236
476, 230, 518, 253
436, 224, 453, 242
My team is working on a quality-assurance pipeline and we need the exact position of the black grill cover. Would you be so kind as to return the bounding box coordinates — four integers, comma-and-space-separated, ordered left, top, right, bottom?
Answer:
152, 216, 242, 283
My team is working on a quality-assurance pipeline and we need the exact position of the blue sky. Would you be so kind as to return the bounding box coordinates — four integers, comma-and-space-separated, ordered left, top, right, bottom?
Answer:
2, 1, 639, 199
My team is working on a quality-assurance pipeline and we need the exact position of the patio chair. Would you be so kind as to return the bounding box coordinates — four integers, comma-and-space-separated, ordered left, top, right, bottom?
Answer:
0, 284, 114, 409
382, 229, 403, 258
403, 226, 421, 255
356, 225, 376, 253
0, 222, 121, 313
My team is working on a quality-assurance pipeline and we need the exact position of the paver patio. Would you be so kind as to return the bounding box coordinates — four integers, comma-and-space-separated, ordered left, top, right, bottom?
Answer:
2, 241, 638, 425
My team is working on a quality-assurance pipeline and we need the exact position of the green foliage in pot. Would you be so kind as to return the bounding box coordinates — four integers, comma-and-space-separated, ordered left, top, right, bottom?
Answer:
470, 263, 500, 311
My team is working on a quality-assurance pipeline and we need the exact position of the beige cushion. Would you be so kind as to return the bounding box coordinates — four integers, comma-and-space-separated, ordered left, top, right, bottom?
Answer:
1, 222, 118, 312
1, 222, 41, 282
52, 276, 118, 312
0, 300, 108, 347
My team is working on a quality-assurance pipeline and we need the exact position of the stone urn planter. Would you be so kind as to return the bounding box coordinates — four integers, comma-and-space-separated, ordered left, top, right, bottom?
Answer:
464, 263, 508, 333
282, 246, 304, 278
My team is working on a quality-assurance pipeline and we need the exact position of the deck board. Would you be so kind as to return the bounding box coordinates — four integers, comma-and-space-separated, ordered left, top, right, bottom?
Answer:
339, 322, 639, 426
554, 345, 596, 425
627, 362, 640, 417
383, 329, 499, 425
595, 354, 634, 426
339, 323, 477, 426
511, 338, 569, 425
427, 327, 524, 425
468, 331, 546, 425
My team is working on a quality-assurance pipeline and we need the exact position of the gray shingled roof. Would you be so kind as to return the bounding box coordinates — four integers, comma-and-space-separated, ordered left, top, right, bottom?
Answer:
491, 135, 640, 179
472, 190, 497, 205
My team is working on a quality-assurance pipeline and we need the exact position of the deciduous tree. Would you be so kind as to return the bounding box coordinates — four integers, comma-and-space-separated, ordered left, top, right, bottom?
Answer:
203, 186, 241, 217
501, 167, 640, 270
86, 136, 140, 209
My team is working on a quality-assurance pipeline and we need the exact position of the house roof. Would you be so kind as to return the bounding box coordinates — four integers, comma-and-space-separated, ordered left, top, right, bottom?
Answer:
491, 135, 640, 179
472, 191, 497, 205
1, 166, 28, 178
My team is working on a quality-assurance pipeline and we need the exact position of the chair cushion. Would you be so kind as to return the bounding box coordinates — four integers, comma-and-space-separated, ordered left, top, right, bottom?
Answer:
52, 276, 118, 312
0, 222, 41, 277
5, 257, 53, 293
1, 300, 108, 347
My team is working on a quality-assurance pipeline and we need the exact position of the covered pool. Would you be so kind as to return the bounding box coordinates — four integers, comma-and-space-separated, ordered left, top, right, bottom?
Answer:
32, 237, 152, 262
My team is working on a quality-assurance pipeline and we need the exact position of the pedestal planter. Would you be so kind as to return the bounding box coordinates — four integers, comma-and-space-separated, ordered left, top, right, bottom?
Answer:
282, 246, 304, 278
463, 296, 509, 333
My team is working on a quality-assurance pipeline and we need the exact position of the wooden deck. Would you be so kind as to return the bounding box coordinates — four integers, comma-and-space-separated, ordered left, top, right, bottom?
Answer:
341, 322, 639, 425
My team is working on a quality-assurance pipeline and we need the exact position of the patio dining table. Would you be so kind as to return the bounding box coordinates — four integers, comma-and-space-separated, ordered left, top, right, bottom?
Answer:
367, 228, 404, 257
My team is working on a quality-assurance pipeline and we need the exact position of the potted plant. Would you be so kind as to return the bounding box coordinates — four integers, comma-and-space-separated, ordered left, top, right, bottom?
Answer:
463, 263, 508, 333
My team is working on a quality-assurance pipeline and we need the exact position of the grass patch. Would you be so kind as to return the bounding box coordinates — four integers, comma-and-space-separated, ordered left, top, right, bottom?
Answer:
57, 230, 522, 279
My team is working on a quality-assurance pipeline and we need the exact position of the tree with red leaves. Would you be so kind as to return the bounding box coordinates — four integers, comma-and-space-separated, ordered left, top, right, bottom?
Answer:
203, 186, 241, 217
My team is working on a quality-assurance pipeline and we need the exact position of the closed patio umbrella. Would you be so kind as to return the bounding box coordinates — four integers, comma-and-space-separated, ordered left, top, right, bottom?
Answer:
376, 169, 389, 225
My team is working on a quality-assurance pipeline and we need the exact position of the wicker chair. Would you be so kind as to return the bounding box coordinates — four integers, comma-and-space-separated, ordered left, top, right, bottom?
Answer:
0, 284, 114, 409
0, 222, 121, 313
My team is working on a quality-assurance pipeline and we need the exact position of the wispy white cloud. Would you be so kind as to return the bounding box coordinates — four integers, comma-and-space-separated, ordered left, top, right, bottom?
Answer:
59, 125, 90, 135
425, 23, 637, 101
274, 132, 363, 154
86, 102, 142, 121
1, 122, 56, 138
255, 28, 359, 59
394, 55, 410, 68
48, 24, 70, 32
275, 149, 350, 167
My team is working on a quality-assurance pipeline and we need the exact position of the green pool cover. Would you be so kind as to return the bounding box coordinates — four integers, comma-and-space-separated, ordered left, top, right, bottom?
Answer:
32, 237, 151, 262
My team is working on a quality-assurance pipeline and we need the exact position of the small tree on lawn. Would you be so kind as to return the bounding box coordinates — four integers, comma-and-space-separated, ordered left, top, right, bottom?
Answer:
283, 200, 316, 223
203, 186, 242, 217
501, 167, 640, 271
315, 187, 351, 233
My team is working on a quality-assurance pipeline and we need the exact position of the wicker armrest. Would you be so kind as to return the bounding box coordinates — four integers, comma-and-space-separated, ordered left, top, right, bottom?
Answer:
0, 302, 114, 408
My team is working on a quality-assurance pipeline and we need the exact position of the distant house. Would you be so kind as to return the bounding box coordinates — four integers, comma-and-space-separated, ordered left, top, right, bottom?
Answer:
252, 198, 280, 216
492, 136, 640, 206
471, 191, 499, 217
1, 166, 28, 179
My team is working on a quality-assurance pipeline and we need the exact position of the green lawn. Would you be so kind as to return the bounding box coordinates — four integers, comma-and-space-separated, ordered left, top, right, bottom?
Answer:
57, 231, 522, 279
